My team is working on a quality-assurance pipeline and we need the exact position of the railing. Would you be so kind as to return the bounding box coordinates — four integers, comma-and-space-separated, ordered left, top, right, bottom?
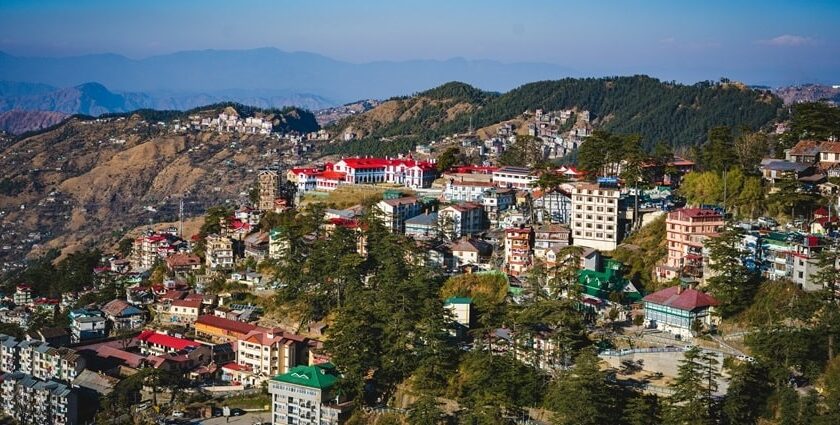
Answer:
599, 347, 684, 357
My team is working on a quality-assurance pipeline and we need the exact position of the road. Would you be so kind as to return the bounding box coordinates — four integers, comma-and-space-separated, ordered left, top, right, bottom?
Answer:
196, 411, 270, 425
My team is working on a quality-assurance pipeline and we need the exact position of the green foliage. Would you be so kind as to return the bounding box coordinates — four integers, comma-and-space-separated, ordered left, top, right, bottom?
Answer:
700, 126, 737, 172
721, 362, 772, 425
0, 322, 24, 339
198, 205, 234, 237
576, 131, 641, 177
498, 135, 546, 167
679, 168, 765, 219
7, 248, 102, 298
328, 77, 781, 157
451, 350, 547, 416
545, 349, 625, 425
407, 394, 445, 425
116, 238, 133, 258
612, 215, 667, 292
436, 147, 464, 172
665, 347, 720, 425
705, 227, 760, 318
0, 177, 24, 196
785, 102, 840, 144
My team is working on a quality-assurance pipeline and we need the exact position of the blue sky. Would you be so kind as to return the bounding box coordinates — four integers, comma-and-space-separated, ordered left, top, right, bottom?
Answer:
1, 0, 838, 85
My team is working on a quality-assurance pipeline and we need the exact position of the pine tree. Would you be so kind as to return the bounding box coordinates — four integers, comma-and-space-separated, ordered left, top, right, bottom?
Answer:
705, 226, 759, 317
722, 362, 771, 425
665, 347, 716, 425
624, 394, 662, 425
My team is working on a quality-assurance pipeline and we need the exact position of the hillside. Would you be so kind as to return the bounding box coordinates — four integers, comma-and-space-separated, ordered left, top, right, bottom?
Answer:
0, 80, 334, 115
326, 76, 783, 153
0, 110, 68, 135
774, 84, 840, 105
0, 104, 318, 271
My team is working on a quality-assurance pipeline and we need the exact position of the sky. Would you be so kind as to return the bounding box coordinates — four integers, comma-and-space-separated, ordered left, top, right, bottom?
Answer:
1, 0, 838, 86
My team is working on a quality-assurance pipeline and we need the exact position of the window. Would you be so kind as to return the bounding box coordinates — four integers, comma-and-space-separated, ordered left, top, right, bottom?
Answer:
607, 233, 614, 239
596, 224, 603, 229
597, 233, 603, 238
575, 231, 581, 236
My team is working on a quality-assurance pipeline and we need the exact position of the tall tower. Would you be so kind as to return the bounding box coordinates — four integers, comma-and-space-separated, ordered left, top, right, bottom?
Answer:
258, 169, 279, 211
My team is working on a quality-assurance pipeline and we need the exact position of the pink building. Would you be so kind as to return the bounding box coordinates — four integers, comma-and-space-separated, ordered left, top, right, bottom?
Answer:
656, 208, 724, 281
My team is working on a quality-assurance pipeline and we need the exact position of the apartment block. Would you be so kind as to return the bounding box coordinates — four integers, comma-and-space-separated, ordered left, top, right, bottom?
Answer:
655, 207, 724, 281
570, 181, 623, 251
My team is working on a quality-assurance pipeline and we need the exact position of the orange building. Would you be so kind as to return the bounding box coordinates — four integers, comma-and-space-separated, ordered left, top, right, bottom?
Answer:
655, 208, 724, 281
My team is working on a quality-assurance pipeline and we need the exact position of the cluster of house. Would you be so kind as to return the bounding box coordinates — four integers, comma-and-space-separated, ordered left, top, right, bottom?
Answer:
173, 111, 274, 135
0, 284, 64, 329
761, 139, 840, 184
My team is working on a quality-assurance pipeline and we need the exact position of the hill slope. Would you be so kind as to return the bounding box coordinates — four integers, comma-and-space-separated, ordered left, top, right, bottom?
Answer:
328, 76, 782, 152
0, 110, 69, 135
0, 104, 318, 269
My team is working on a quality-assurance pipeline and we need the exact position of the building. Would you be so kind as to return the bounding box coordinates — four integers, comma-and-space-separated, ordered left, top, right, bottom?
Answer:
481, 187, 516, 226
0, 372, 77, 425
577, 259, 642, 315
258, 169, 279, 211
70, 315, 107, 344
759, 159, 814, 183
332, 157, 437, 188
236, 328, 306, 384
443, 179, 494, 203
268, 363, 350, 425
643, 285, 719, 339
449, 238, 493, 269
444, 297, 472, 338
165, 253, 202, 275
570, 181, 624, 251
533, 224, 571, 260
655, 208, 725, 281
404, 212, 439, 240
439, 202, 485, 238
533, 189, 572, 224
375, 197, 423, 233
786, 140, 822, 163
101, 299, 145, 332
136, 331, 199, 356
13, 284, 32, 306
205, 234, 234, 270
492, 166, 537, 190
505, 227, 534, 276
194, 315, 257, 343
14, 339, 85, 382
168, 299, 202, 324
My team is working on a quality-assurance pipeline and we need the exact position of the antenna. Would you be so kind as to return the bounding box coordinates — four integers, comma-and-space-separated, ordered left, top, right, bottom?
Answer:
469, 116, 473, 135
179, 196, 184, 238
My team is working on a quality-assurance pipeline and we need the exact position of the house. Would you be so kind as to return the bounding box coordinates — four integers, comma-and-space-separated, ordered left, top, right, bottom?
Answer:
136, 330, 199, 356
570, 180, 624, 251
194, 315, 257, 343
492, 166, 537, 190
655, 207, 725, 281
375, 197, 423, 233
243, 231, 270, 260
577, 259, 642, 315
643, 284, 719, 339
504, 227, 534, 276
444, 297, 472, 338
533, 224, 571, 260
443, 179, 495, 203
165, 253, 201, 275
481, 187, 516, 226
27, 327, 70, 347
405, 212, 439, 240
449, 238, 492, 269
268, 363, 351, 425
13, 284, 32, 306
70, 314, 107, 344
760, 159, 814, 183
168, 299, 202, 324
205, 234, 234, 270
532, 188, 572, 224
786, 140, 822, 163
439, 202, 485, 238
101, 299, 145, 332
235, 328, 307, 384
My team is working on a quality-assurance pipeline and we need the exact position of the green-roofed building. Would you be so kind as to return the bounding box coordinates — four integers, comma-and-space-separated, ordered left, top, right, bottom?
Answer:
577, 258, 642, 312
444, 297, 473, 338
268, 363, 351, 424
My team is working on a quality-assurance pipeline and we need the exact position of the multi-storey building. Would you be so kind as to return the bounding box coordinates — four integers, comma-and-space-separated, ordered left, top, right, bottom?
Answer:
69, 311, 107, 343
439, 202, 485, 238
205, 234, 234, 270
332, 157, 437, 188
655, 208, 725, 281
0, 372, 77, 425
268, 363, 350, 425
258, 169, 279, 211
533, 188, 572, 224
504, 227, 534, 276
9, 338, 84, 382
570, 181, 624, 251
0, 335, 19, 373
481, 187, 516, 226
492, 166, 538, 190
136, 330, 200, 356
13, 284, 32, 306
443, 179, 494, 203
533, 224, 571, 261
101, 299, 146, 331
236, 328, 306, 383
131, 232, 180, 271
375, 197, 423, 233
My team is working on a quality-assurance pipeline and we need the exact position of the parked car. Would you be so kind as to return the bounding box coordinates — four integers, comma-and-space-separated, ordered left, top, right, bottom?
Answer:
231, 408, 246, 416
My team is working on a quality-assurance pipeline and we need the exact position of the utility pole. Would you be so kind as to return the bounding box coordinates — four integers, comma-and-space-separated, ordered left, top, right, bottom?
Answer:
179, 196, 184, 238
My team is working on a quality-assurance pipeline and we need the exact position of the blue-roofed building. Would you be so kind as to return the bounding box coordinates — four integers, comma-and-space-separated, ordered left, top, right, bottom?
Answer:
405, 212, 438, 240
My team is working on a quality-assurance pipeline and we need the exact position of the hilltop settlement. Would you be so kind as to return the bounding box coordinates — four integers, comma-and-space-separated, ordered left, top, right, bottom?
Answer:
2, 80, 840, 425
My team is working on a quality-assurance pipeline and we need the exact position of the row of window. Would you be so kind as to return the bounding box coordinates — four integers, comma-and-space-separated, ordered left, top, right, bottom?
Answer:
573, 230, 615, 239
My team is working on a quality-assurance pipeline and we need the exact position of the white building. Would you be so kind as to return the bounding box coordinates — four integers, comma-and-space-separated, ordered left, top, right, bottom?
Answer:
268, 363, 350, 425
492, 166, 537, 190
0, 372, 77, 425
570, 181, 624, 251
375, 197, 423, 233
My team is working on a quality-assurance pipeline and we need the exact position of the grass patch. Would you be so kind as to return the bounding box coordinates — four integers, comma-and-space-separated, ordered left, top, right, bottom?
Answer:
300, 185, 414, 209
218, 392, 271, 410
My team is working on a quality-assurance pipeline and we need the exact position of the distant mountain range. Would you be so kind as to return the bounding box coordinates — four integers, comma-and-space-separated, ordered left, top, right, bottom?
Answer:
0, 48, 574, 104
773, 84, 840, 105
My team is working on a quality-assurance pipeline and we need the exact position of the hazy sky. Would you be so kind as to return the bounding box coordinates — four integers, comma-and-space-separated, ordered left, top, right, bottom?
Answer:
1, 0, 838, 85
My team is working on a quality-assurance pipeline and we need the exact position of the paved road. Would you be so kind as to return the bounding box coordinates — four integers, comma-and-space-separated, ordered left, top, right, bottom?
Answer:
196, 412, 270, 425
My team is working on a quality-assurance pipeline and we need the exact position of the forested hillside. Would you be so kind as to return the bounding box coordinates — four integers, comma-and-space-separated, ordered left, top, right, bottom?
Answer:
327, 76, 783, 155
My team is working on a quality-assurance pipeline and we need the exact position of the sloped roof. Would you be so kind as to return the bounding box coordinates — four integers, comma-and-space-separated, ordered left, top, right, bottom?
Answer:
272, 363, 337, 390
643, 286, 719, 311
196, 315, 257, 335
137, 330, 197, 351
788, 140, 822, 156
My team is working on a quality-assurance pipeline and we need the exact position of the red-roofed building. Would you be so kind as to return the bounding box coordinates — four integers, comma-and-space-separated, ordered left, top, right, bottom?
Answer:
333, 156, 437, 188
194, 315, 258, 342
655, 207, 724, 281
236, 328, 307, 383
136, 331, 199, 355
643, 285, 719, 339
